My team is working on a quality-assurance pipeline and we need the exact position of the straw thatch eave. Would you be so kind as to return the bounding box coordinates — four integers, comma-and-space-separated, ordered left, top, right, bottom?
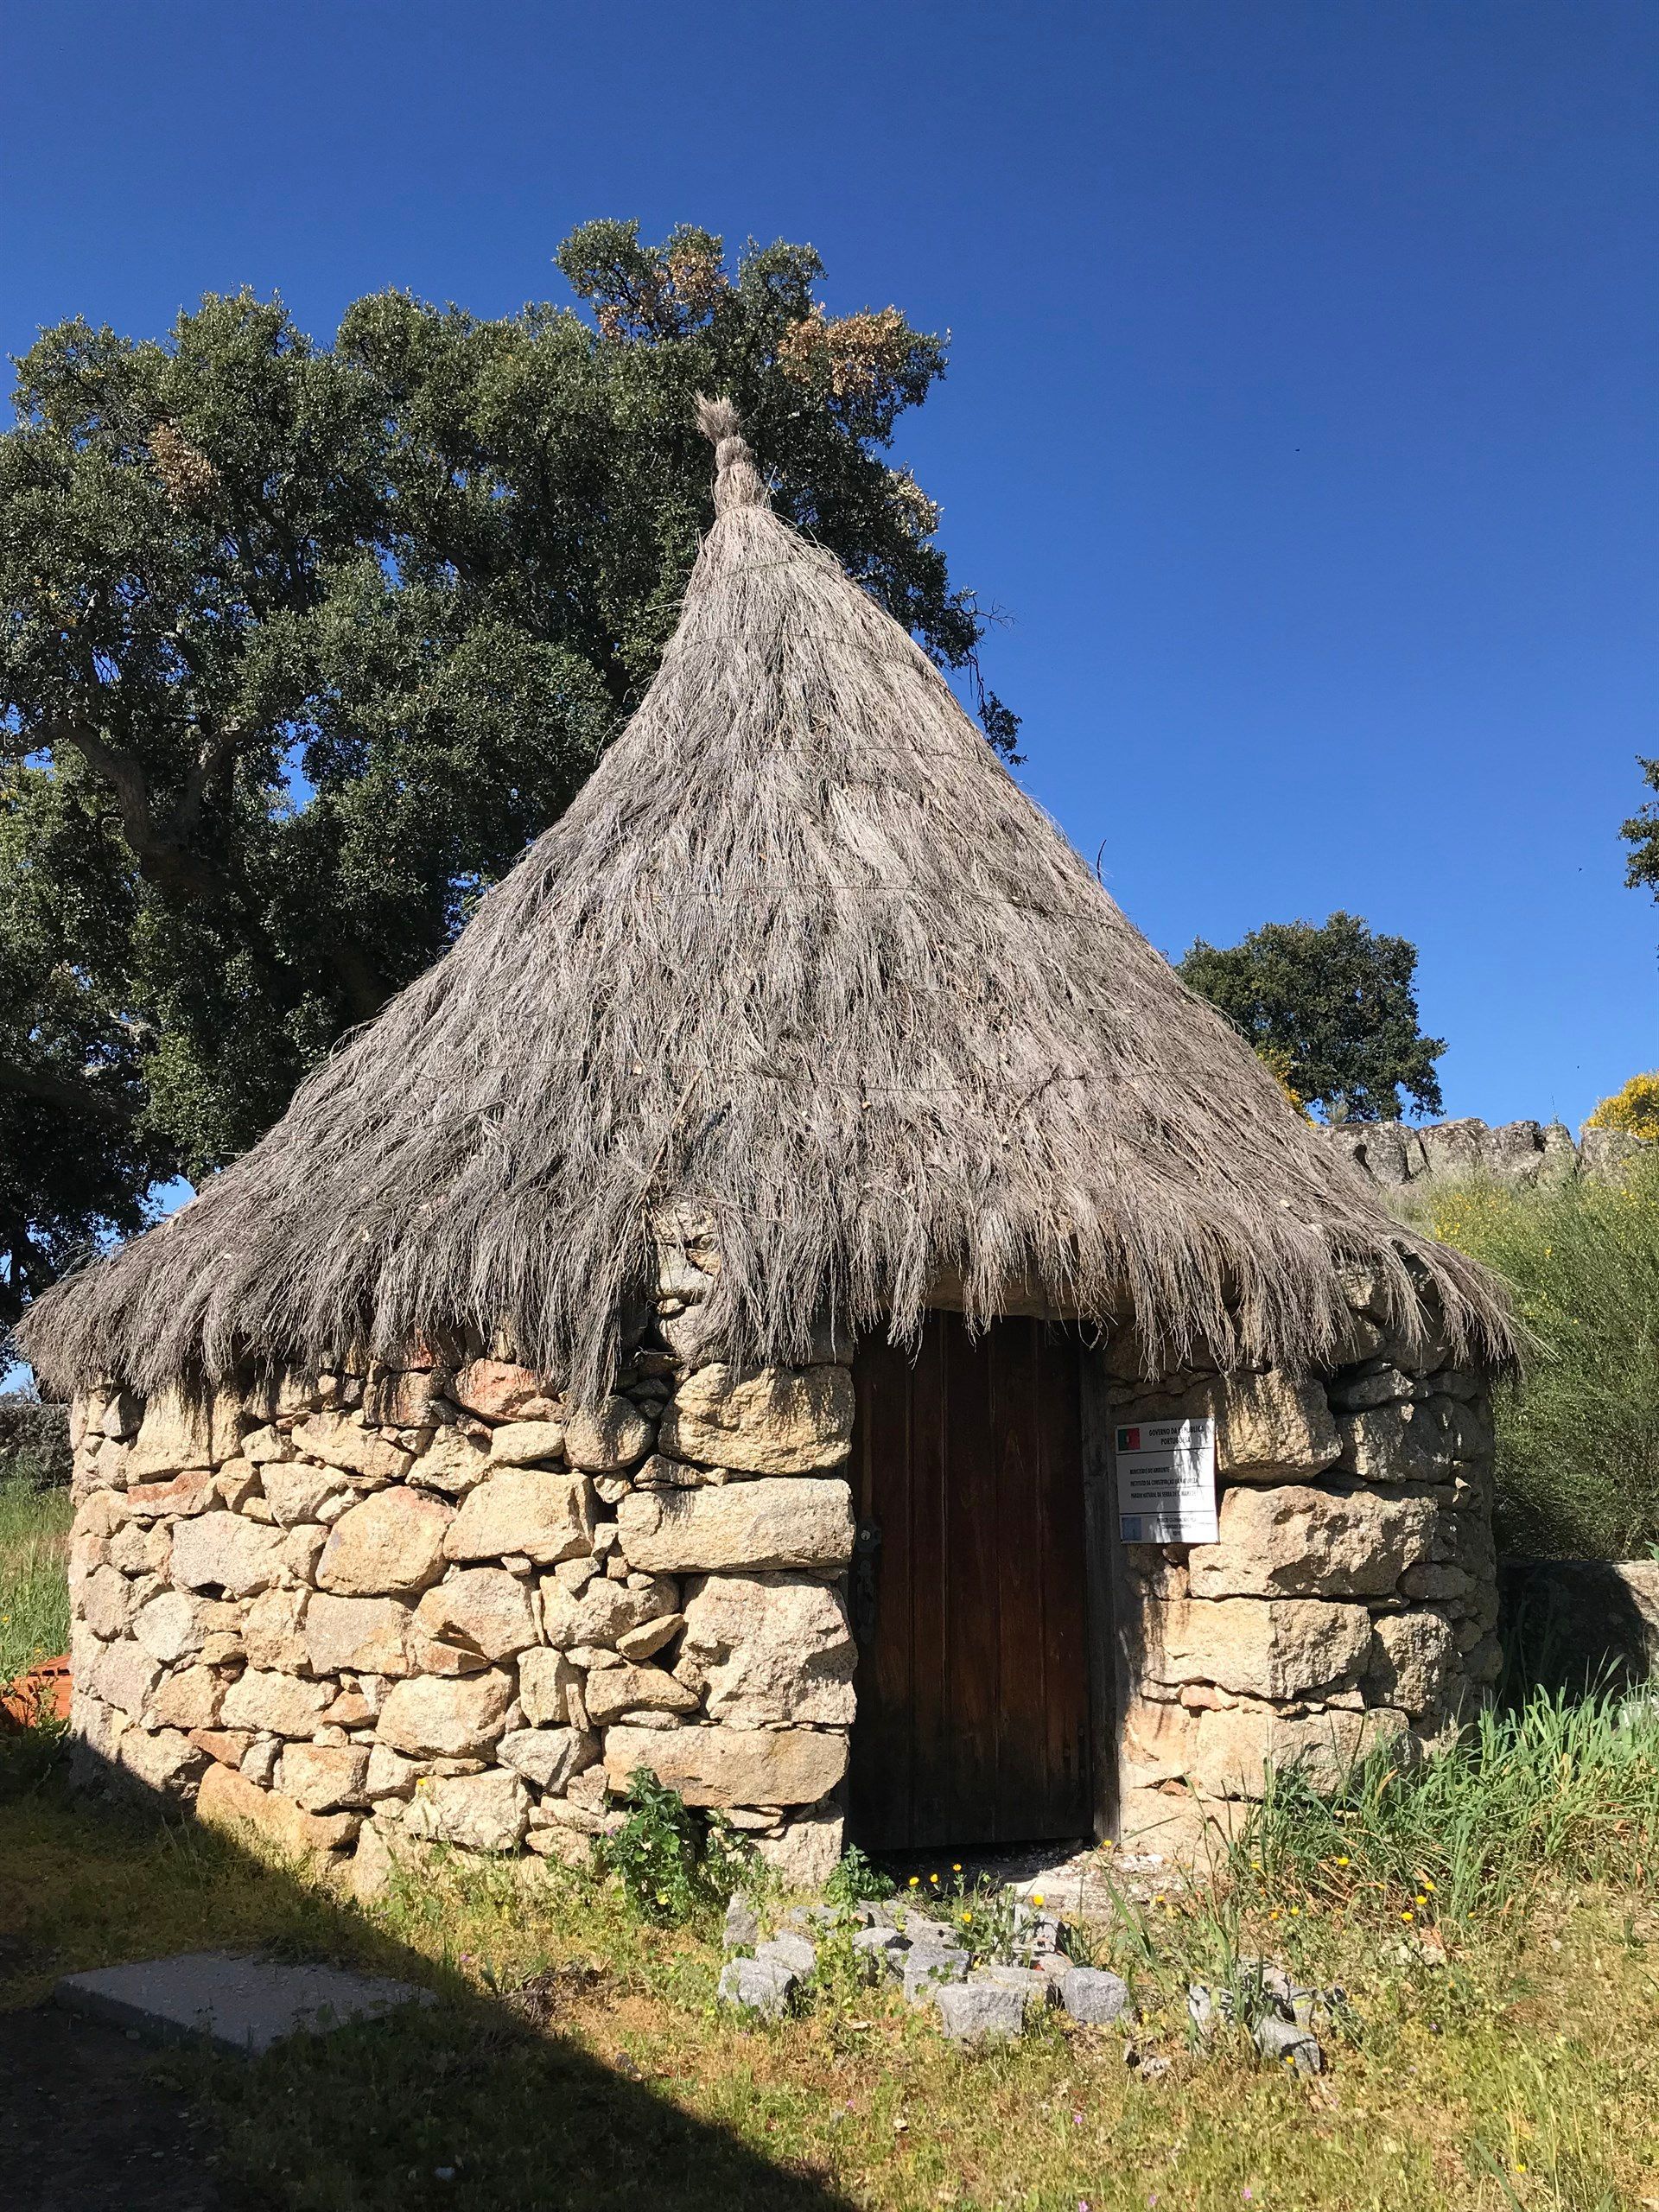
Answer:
21, 401, 1516, 1402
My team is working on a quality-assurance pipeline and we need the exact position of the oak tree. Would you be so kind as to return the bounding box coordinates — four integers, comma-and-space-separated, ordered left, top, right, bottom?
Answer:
0, 221, 1014, 1321
1180, 911, 1445, 1122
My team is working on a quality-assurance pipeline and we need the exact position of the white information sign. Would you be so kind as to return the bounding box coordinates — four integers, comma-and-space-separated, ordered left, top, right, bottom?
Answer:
1114, 1414, 1218, 1544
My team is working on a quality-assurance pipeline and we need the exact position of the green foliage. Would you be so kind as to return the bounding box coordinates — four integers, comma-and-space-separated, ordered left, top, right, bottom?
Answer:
1619, 753, 1659, 905
0, 766, 174, 1314
1426, 1155, 1659, 1556
0, 221, 1011, 1320
1584, 1071, 1659, 1141
596, 1765, 756, 1925
1233, 1683, 1659, 1926
0, 1707, 65, 1800
0, 1465, 70, 1683
894, 1863, 1027, 1961
1255, 1039, 1312, 1116
1180, 910, 1445, 1122
0, 1466, 69, 1799
820, 1842, 893, 1908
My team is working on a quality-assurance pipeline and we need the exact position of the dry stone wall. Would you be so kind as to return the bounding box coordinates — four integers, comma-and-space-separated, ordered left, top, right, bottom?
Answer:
1105, 1265, 1500, 1855
64, 1247, 856, 1896
62, 1236, 1499, 1881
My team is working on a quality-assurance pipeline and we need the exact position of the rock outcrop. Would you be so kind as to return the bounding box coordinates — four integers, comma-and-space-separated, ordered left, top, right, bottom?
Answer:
1325, 1115, 1645, 1191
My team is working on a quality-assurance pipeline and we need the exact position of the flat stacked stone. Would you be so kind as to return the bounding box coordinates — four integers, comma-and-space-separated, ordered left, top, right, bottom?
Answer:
61, 1235, 855, 1892
1109, 1265, 1501, 1855
62, 1224, 1499, 1883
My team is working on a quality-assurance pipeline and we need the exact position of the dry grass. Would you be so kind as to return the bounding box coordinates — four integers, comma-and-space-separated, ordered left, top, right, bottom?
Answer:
22, 406, 1513, 1408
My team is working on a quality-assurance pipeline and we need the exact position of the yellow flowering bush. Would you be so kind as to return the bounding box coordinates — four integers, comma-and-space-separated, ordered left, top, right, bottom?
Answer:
1585, 1071, 1659, 1141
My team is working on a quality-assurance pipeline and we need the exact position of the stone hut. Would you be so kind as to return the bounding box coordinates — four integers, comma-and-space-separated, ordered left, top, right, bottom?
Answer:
22, 402, 1516, 1885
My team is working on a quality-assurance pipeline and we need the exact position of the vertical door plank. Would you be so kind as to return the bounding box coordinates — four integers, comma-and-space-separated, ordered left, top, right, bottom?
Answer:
849, 1335, 915, 1847
1077, 1342, 1121, 1841
1038, 1327, 1090, 1833
943, 1320, 1000, 1845
908, 1316, 951, 1847
992, 1321, 1046, 1840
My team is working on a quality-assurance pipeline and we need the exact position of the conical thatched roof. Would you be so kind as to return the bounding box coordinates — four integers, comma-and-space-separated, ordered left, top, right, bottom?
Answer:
23, 401, 1515, 1402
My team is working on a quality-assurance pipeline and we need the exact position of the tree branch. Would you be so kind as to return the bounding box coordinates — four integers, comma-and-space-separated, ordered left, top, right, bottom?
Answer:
41, 715, 394, 1027
39, 715, 243, 906
175, 722, 240, 839
0, 1055, 136, 1128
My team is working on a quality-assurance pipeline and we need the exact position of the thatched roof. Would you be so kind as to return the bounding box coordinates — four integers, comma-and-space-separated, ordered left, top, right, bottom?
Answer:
22, 400, 1515, 1401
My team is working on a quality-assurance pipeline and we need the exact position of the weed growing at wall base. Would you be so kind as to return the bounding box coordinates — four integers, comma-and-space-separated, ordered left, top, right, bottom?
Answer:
1231, 1683, 1659, 1925
596, 1765, 760, 1925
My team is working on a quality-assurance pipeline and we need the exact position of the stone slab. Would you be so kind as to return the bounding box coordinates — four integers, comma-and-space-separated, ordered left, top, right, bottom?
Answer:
934, 1976, 1034, 2043
54, 1951, 435, 2056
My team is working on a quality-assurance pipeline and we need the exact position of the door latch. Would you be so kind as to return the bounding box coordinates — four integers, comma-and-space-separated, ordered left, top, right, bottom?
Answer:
851, 1518, 882, 1646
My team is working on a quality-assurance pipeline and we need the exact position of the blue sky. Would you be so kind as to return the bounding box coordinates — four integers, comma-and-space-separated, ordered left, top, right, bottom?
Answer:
4, 0, 1656, 1131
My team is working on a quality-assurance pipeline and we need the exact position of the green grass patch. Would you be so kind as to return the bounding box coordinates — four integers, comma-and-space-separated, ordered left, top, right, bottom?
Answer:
3, 1689, 1658, 2210
0, 1467, 71, 1683
1416, 1152, 1659, 1557
1230, 1681, 1659, 1928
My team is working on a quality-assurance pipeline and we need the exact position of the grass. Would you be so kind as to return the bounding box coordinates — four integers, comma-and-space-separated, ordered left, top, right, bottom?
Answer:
0, 1465, 71, 1684
2, 1686, 1657, 2210
1234, 1682, 1659, 1923
3, 1446, 1654, 2202
1411, 1150, 1659, 1558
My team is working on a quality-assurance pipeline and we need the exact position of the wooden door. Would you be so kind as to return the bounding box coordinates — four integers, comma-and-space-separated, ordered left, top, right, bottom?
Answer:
847, 1313, 1091, 1851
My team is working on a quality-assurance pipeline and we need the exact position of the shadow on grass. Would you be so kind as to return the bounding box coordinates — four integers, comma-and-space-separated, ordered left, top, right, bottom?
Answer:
0, 1733, 854, 2212
1499, 1559, 1653, 1700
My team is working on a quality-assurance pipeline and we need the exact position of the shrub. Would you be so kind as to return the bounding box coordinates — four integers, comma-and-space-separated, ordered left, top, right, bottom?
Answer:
1585, 1072, 1659, 1141
1425, 1153, 1659, 1558
596, 1766, 756, 1925
821, 1845, 893, 1909
0, 1396, 72, 1487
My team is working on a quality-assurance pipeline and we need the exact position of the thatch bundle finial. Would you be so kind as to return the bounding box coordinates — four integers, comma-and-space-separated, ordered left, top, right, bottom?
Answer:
696, 393, 768, 514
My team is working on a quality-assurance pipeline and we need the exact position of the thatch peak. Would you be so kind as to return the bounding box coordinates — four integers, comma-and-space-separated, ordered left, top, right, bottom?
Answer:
21, 400, 1516, 1403
696, 394, 768, 516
